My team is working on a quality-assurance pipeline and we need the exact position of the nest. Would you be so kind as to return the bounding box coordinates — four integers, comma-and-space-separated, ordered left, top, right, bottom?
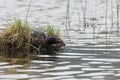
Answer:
0, 19, 65, 58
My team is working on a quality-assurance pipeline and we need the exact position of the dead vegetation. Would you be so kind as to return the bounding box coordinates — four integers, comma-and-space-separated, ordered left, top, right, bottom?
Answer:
0, 18, 65, 58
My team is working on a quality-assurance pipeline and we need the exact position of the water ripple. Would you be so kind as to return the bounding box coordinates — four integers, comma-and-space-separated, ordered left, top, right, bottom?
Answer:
0, 65, 23, 69
0, 74, 38, 79
78, 72, 114, 77
42, 71, 84, 76
82, 58, 120, 62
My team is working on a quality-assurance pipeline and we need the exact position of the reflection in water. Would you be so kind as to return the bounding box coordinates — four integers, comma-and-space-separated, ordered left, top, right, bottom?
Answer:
0, 45, 120, 80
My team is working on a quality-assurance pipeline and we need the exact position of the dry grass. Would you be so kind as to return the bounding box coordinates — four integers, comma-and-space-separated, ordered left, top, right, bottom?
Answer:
0, 18, 31, 58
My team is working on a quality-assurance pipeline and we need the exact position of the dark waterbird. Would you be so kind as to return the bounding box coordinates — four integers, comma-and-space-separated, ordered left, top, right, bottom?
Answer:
46, 36, 60, 44
31, 30, 65, 54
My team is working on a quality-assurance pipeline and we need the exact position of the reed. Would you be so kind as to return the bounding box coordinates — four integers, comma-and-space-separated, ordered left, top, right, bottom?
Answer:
109, 0, 114, 42
105, 0, 108, 50
65, 0, 70, 38
116, 0, 119, 35
25, 0, 32, 21
83, 0, 87, 30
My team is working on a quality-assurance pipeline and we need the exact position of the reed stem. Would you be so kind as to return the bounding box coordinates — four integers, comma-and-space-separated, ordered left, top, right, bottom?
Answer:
116, 0, 119, 35
66, 0, 70, 38
25, 0, 32, 22
105, 0, 108, 50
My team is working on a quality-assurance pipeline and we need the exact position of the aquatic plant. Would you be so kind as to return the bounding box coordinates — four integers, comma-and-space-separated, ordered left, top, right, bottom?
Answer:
0, 18, 31, 58
0, 18, 65, 58
46, 24, 60, 37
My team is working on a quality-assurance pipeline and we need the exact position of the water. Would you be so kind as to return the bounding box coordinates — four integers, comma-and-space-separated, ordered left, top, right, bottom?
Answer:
0, 0, 120, 80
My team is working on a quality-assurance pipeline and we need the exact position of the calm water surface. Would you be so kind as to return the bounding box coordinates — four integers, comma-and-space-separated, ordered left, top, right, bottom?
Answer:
0, 0, 120, 80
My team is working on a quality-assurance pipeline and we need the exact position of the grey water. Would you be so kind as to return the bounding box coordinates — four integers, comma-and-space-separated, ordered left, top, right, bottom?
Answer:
0, 0, 120, 80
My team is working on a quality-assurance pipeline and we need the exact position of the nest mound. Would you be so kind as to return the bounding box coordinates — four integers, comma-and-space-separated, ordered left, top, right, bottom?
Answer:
0, 19, 65, 58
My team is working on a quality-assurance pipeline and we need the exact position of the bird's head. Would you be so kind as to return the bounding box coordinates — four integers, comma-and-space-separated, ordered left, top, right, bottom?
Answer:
43, 36, 65, 51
